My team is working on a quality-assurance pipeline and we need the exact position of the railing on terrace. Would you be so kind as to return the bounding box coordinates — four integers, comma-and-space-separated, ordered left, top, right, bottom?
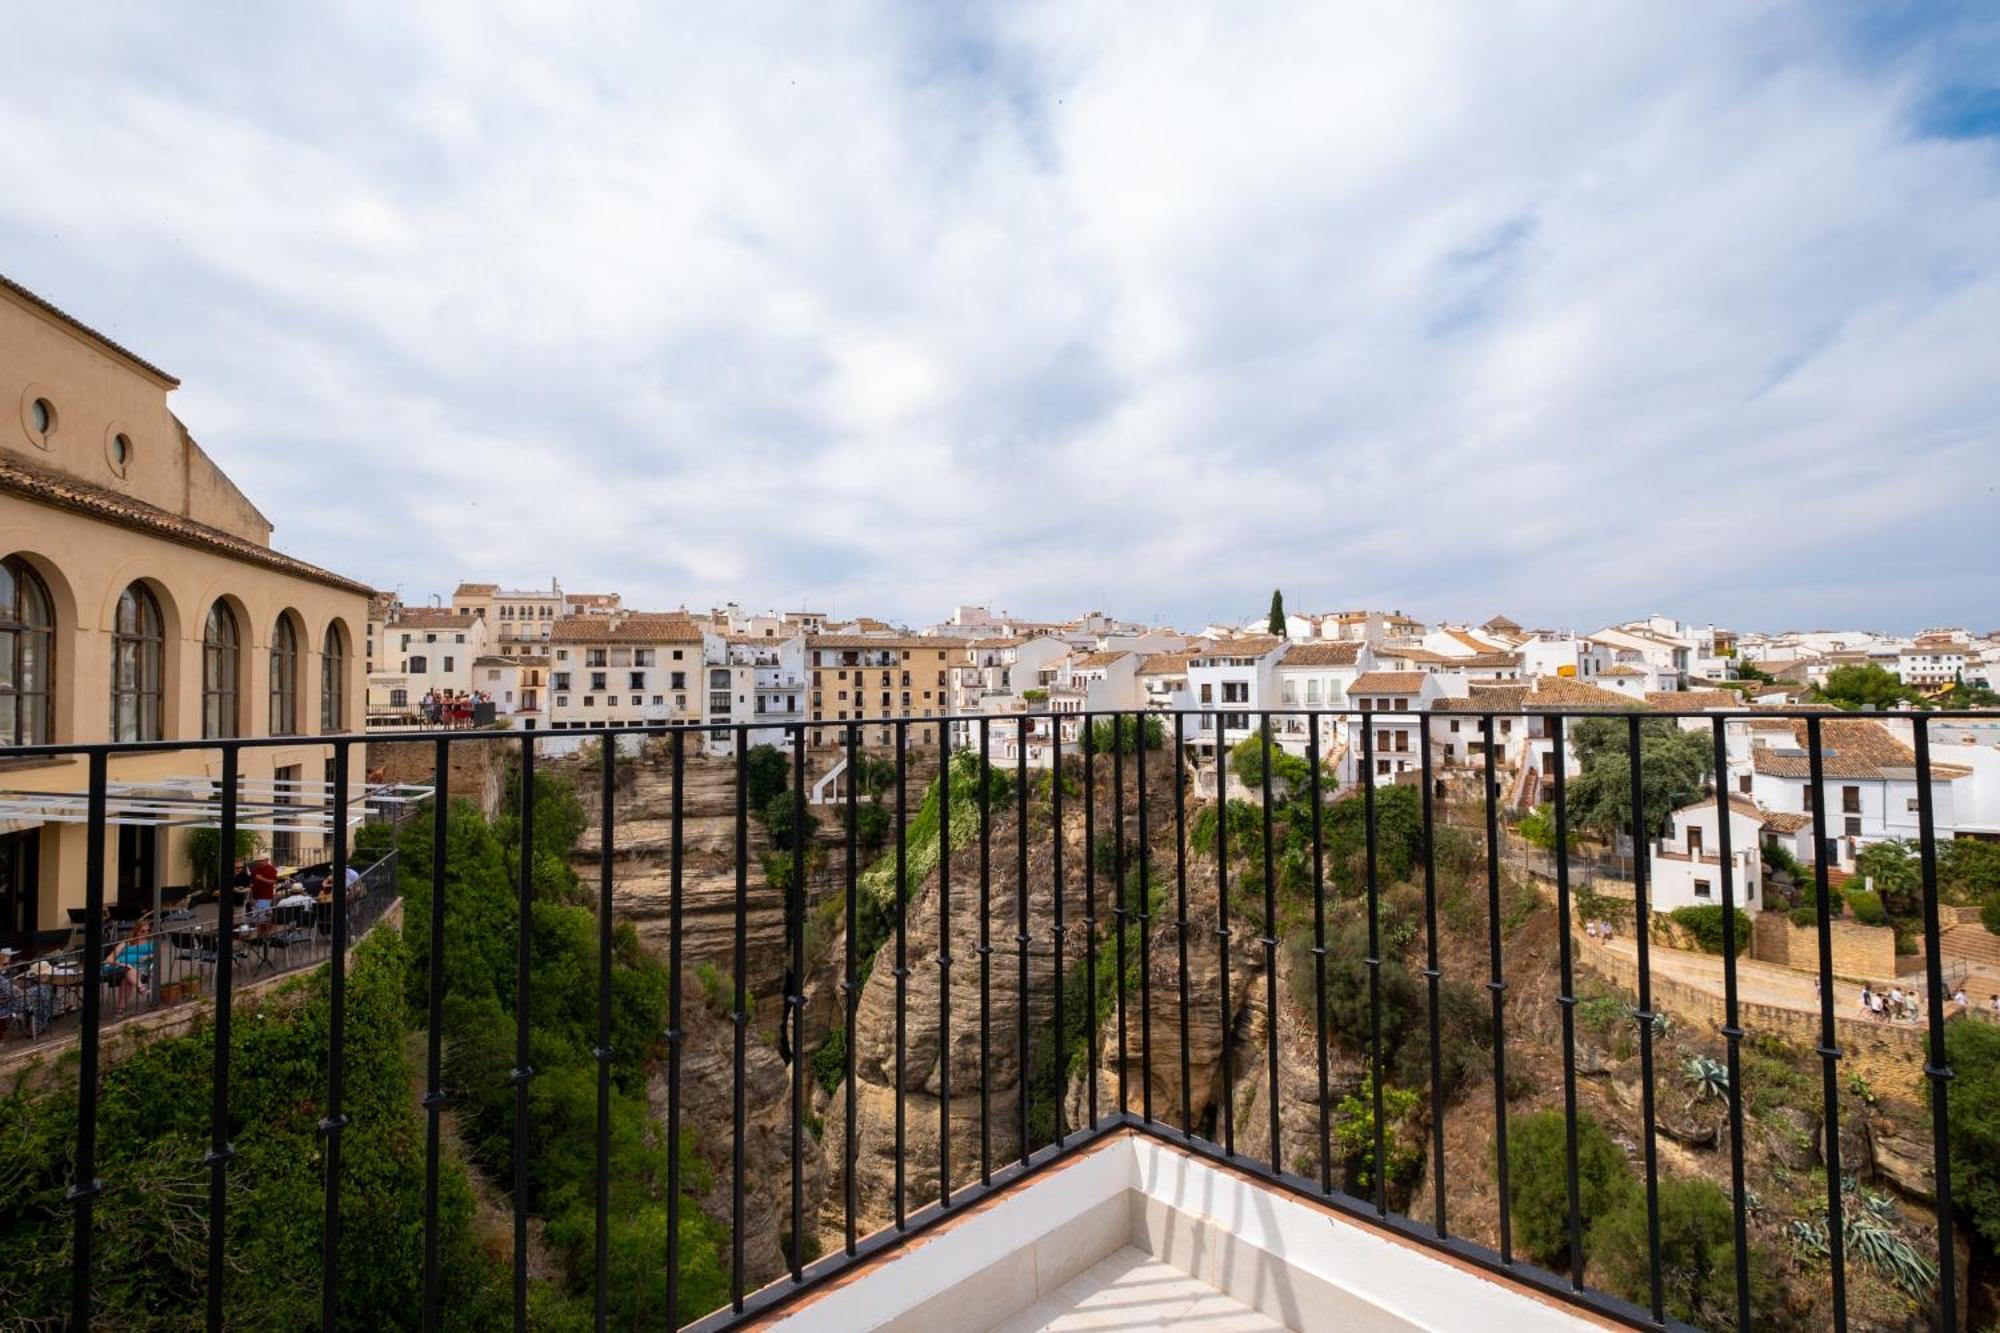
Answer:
1, 849, 400, 1052
3, 706, 1993, 1332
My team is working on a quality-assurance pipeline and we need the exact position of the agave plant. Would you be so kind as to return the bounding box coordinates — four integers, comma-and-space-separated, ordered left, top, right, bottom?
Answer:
1848, 1212, 1939, 1301
1815, 1180, 1940, 1301
1682, 1054, 1730, 1107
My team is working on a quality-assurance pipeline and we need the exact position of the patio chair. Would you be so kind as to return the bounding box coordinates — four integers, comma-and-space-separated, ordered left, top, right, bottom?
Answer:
272, 904, 316, 952
167, 929, 219, 968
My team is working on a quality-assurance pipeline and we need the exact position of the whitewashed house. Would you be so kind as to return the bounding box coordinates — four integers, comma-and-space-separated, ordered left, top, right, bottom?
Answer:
1746, 718, 1972, 869
1271, 640, 1373, 755
1187, 636, 1287, 756
1651, 795, 1767, 915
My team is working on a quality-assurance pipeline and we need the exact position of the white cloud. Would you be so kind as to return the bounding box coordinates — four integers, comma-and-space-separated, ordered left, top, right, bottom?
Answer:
1, 0, 1994, 631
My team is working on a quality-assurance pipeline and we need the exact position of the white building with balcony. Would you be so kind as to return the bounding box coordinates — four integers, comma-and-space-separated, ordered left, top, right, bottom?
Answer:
1186, 636, 1286, 756
546, 612, 702, 731
1746, 717, 1971, 869
1269, 640, 1372, 755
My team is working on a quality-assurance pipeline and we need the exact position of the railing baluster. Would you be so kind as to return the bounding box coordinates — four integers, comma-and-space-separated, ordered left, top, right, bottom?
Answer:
513, 734, 536, 1333
938, 718, 954, 1205
1709, 717, 1751, 1328
667, 729, 687, 1327
69, 749, 108, 1331
1017, 719, 1032, 1161
843, 722, 860, 1255
1084, 713, 1099, 1130
1053, 716, 1067, 1149
321, 740, 352, 1331
1912, 720, 1958, 1333
1113, 720, 1128, 1117
1627, 715, 1663, 1323
733, 733, 750, 1301
1419, 711, 1447, 1237
1260, 712, 1280, 1174
1138, 716, 1154, 1127
787, 724, 806, 1277
894, 719, 909, 1227
1483, 718, 1510, 1265
1310, 714, 1331, 1195
1175, 712, 1193, 1140
1805, 716, 1848, 1328
206, 745, 240, 1333
593, 736, 616, 1332
422, 739, 449, 1332
977, 716, 992, 1185
1362, 713, 1384, 1214
1552, 716, 1584, 1293
1216, 714, 1234, 1157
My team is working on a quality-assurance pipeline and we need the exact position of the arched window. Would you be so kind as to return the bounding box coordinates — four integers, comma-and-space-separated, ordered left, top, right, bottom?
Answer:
111, 583, 163, 742
0, 557, 55, 745
202, 602, 240, 739
269, 615, 299, 736
320, 622, 346, 732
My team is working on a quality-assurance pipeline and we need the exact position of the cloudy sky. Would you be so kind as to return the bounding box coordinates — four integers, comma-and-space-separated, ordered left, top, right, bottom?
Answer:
3, 3, 1996, 634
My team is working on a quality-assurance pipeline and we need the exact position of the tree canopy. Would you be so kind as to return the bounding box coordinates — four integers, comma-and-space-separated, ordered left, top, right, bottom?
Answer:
1562, 716, 1713, 838
1268, 589, 1286, 637
1815, 663, 1920, 711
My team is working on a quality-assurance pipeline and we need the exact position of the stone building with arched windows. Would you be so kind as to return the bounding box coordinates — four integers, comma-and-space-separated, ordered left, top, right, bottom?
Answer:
0, 274, 373, 942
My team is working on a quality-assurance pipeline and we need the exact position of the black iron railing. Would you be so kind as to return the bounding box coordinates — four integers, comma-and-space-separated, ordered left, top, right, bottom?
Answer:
5, 705, 1994, 1332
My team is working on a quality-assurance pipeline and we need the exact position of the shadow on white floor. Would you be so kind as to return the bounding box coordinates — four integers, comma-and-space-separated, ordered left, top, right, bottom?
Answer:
989, 1246, 1288, 1332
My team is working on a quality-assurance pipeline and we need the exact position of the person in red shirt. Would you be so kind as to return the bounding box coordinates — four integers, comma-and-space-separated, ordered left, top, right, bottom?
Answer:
248, 860, 279, 916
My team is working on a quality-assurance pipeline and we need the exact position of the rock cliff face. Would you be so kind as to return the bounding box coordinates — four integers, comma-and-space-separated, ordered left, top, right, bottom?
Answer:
571, 741, 1340, 1268
821, 750, 1297, 1243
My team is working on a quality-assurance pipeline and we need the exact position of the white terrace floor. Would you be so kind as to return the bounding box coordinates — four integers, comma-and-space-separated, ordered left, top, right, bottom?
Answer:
990, 1247, 1283, 1332
756, 1130, 1607, 1333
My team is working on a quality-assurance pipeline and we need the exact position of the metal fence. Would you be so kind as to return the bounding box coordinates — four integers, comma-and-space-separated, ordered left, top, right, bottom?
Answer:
1, 847, 399, 1050
3, 706, 1991, 1332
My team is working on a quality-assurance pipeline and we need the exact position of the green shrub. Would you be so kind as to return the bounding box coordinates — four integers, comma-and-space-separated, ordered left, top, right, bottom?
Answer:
1333, 1077, 1421, 1202
1668, 905, 1752, 955
812, 1028, 847, 1098
0, 933, 516, 1329
1844, 886, 1887, 926
1086, 715, 1165, 753
1588, 1175, 1777, 1328
184, 825, 264, 883
1941, 1018, 2000, 1249
1498, 1109, 1634, 1270
1230, 734, 1311, 790
744, 743, 791, 814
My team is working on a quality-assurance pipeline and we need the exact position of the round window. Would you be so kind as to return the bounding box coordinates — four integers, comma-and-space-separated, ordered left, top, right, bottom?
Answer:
113, 433, 131, 464
30, 398, 55, 438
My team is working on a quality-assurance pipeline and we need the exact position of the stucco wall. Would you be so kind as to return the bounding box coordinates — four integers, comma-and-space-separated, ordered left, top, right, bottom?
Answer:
1750, 912, 1898, 980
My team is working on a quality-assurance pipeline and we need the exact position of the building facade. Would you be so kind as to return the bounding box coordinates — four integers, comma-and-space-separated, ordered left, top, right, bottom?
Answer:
0, 274, 371, 938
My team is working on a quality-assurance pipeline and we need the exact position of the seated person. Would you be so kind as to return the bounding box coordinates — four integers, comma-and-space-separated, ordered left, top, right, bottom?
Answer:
104, 921, 156, 1016
0, 949, 56, 1037
274, 883, 315, 911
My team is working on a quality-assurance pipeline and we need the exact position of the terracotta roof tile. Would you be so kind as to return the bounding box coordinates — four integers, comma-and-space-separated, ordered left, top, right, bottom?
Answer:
553, 613, 702, 644
0, 448, 373, 595
1136, 652, 1193, 677
1647, 690, 1741, 710
1070, 650, 1131, 670
1348, 671, 1429, 694
387, 607, 480, 630
1278, 641, 1366, 667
